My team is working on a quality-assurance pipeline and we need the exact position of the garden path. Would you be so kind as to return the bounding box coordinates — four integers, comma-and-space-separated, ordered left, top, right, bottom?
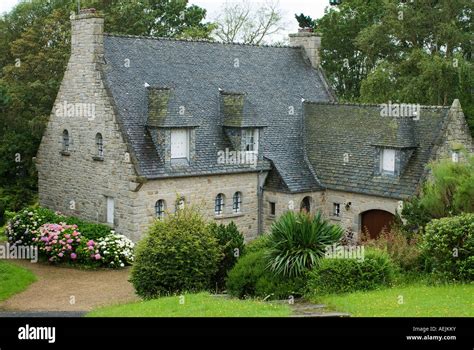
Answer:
0, 260, 138, 313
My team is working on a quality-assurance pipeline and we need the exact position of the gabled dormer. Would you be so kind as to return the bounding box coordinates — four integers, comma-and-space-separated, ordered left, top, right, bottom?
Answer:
372, 117, 418, 177
146, 87, 198, 167
219, 91, 266, 160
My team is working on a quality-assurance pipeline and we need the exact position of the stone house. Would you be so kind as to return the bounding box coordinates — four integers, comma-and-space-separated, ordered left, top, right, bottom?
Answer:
36, 9, 473, 242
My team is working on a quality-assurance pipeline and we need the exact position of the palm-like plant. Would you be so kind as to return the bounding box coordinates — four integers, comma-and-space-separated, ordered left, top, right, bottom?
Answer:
267, 211, 344, 277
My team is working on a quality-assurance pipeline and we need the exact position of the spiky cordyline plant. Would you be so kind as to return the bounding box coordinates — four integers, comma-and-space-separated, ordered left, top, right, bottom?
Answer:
267, 211, 344, 278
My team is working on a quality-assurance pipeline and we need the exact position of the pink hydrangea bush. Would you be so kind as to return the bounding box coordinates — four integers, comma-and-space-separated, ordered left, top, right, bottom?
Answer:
35, 223, 82, 262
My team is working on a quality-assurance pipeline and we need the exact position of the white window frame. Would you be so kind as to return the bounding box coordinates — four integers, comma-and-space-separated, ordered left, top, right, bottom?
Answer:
381, 148, 396, 173
243, 129, 258, 153
170, 129, 189, 160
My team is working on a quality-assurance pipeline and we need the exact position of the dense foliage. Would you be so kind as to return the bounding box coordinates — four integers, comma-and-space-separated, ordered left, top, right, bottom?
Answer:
4, 206, 134, 268
421, 213, 474, 281
226, 248, 306, 300
208, 221, 245, 291
307, 249, 396, 295
267, 211, 344, 277
130, 207, 220, 298
308, 0, 473, 133
402, 155, 474, 232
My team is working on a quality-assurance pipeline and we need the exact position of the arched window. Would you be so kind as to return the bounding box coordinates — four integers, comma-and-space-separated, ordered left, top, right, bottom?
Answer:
300, 196, 312, 213
96, 133, 104, 157
155, 200, 165, 220
232, 192, 242, 213
215, 193, 225, 215
62, 130, 69, 152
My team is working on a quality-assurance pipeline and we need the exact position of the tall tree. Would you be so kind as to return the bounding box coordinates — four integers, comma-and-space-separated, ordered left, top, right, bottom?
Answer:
0, 0, 215, 223
213, 0, 284, 45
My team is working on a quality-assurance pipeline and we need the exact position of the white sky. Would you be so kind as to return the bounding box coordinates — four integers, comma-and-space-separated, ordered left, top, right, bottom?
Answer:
0, 0, 329, 43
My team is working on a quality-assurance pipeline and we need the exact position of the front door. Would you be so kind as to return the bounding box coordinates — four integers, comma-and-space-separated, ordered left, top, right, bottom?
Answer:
361, 210, 395, 239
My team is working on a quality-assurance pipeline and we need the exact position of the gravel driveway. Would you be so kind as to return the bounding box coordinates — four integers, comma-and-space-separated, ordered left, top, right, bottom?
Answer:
0, 260, 139, 313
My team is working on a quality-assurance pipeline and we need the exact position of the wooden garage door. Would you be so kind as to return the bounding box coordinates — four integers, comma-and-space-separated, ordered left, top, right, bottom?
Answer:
361, 210, 395, 239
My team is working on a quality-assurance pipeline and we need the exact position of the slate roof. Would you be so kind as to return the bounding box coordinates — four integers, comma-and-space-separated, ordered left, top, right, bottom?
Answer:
304, 102, 451, 199
101, 34, 333, 189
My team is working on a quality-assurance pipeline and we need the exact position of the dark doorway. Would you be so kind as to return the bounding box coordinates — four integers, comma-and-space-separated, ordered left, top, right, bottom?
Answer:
361, 210, 395, 239
300, 196, 311, 213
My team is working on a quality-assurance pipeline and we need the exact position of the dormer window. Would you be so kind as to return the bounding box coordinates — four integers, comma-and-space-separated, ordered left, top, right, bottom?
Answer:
171, 129, 189, 160
243, 129, 258, 153
381, 148, 396, 174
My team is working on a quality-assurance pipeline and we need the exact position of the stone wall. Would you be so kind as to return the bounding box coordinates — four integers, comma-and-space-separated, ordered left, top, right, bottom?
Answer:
434, 100, 474, 161
263, 190, 325, 232
36, 12, 140, 239
134, 173, 260, 241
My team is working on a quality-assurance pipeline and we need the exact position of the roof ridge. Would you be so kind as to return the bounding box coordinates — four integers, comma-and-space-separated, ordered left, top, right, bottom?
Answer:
303, 101, 451, 109
104, 33, 295, 49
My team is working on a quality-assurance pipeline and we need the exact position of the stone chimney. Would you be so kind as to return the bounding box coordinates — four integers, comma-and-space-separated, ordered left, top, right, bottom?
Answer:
289, 31, 321, 69
71, 8, 104, 64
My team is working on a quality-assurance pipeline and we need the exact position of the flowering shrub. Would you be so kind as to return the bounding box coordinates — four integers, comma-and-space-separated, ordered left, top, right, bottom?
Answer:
6, 207, 135, 269
35, 223, 82, 263
96, 232, 135, 268
5, 207, 63, 246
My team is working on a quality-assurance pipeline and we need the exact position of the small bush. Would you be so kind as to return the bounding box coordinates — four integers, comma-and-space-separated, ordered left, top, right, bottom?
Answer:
307, 249, 396, 295
130, 207, 220, 298
36, 223, 83, 263
64, 216, 112, 240
209, 222, 245, 290
5, 207, 63, 246
267, 211, 344, 277
362, 227, 422, 272
245, 234, 271, 255
226, 248, 306, 300
421, 213, 474, 281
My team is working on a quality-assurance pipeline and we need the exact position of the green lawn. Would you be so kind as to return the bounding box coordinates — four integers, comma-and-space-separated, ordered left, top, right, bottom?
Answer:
0, 260, 37, 302
313, 284, 474, 317
87, 292, 291, 317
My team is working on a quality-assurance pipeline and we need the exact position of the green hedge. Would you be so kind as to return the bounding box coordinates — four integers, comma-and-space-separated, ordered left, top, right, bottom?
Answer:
226, 248, 306, 300
421, 213, 474, 281
307, 249, 396, 295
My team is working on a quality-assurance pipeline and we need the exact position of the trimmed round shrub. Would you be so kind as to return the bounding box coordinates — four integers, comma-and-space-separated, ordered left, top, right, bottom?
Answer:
209, 221, 245, 290
130, 207, 220, 298
226, 248, 306, 300
421, 213, 474, 281
307, 249, 396, 295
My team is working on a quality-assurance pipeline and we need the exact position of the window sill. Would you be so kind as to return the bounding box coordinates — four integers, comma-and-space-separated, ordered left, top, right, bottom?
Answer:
214, 213, 245, 220
92, 156, 104, 162
331, 216, 342, 221
60, 151, 70, 156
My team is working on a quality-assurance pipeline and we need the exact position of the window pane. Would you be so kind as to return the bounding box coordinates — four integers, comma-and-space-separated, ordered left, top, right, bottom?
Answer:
382, 149, 395, 172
